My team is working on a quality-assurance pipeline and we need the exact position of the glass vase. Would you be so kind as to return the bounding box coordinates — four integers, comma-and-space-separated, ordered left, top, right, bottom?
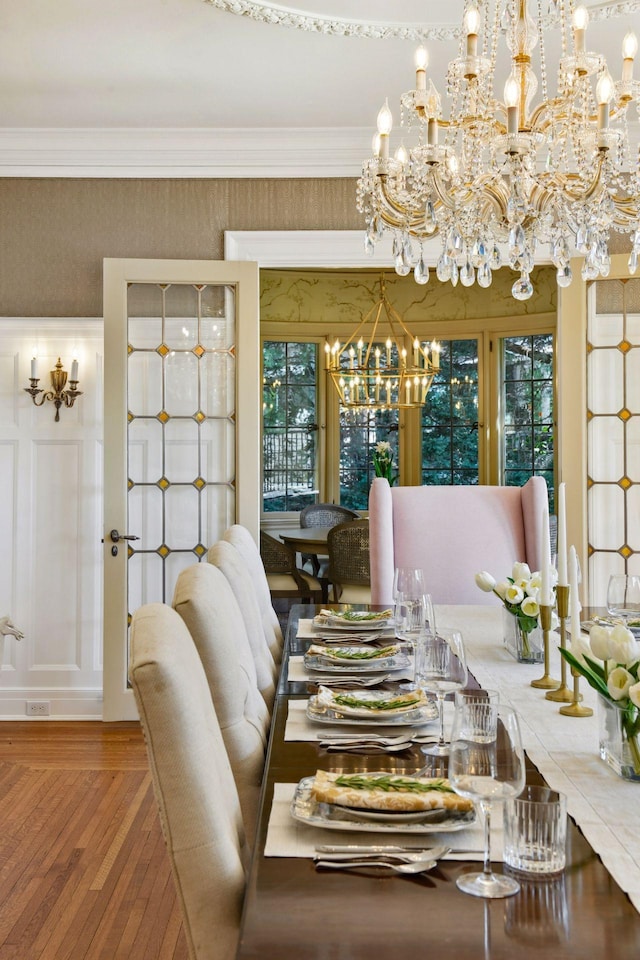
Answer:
502, 608, 544, 664
597, 694, 640, 782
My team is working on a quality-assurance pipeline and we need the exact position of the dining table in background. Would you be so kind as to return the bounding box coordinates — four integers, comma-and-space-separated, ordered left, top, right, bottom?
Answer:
235, 603, 640, 960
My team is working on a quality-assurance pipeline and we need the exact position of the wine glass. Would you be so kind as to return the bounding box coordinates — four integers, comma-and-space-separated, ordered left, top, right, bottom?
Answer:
392, 567, 426, 604
417, 629, 468, 757
606, 575, 640, 624
448, 703, 526, 899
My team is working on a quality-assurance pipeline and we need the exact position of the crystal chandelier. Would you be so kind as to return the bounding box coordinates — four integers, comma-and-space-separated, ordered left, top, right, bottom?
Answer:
356, 0, 640, 301
324, 276, 440, 409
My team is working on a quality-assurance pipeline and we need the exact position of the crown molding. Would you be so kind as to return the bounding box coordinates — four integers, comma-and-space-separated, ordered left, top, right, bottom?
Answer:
0, 127, 370, 178
0, 120, 637, 179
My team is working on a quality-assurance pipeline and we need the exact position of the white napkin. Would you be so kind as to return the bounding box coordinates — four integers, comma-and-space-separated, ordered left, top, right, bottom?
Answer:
286, 655, 414, 684
285, 698, 442, 742
265, 782, 498, 861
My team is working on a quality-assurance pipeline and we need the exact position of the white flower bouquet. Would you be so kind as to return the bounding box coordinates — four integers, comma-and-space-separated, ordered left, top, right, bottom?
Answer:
561, 623, 640, 777
475, 562, 556, 658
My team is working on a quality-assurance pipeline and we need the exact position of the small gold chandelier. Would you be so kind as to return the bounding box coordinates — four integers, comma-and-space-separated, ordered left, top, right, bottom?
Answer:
324, 276, 440, 410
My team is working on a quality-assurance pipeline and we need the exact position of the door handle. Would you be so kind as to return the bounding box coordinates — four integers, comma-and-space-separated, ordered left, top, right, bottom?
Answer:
109, 529, 140, 543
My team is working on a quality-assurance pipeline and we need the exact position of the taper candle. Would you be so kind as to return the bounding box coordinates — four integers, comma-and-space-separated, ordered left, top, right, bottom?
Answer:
557, 482, 567, 586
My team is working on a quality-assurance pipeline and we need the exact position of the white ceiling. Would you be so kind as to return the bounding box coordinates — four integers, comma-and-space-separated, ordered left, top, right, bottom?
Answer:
0, 0, 638, 175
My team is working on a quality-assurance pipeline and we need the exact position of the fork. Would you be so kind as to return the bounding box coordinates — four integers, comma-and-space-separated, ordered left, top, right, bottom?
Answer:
314, 857, 438, 874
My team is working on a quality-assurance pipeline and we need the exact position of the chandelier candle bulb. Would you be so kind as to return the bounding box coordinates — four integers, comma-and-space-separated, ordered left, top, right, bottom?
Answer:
415, 45, 428, 90
464, 6, 480, 58
622, 32, 637, 83
597, 72, 614, 129
573, 5, 589, 54
427, 117, 438, 146
504, 77, 519, 135
375, 347, 380, 369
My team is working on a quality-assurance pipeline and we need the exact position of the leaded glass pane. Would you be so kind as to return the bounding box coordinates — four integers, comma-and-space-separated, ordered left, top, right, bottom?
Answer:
165, 317, 197, 350
202, 353, 234, 417
128, 352, 163, 416
128, 485, 163, 550
128, 419, 163, 484
165, 486, 200, 550
165, 352, 199, 416
201, 420, 234, 483
127, 552, 164, 613
164, 419, 200, 483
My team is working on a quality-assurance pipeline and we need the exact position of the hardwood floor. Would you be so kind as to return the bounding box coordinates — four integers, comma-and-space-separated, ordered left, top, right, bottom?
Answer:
0, 722, 189, 960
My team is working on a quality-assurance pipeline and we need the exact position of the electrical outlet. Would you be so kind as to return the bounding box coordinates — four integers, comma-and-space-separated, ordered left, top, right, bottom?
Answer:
26, 701, 50, 716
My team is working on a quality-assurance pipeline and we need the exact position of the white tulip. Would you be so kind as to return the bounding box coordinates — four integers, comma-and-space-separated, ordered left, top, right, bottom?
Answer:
607, 666, 635, 701
521, 596, 540, 618
494, 580, 509, 600
475, 571, 496, 593
629, 681, 640, 709
608, 624, 640, 666
525, 581, 540, 598
505, 583, 525, 605
589, 625, 612, 662
512, 562, 531, 583
571, 635, 592, 666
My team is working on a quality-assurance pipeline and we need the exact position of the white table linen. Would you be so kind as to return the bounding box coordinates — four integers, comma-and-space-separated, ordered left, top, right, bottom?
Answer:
437, 605, 640, 912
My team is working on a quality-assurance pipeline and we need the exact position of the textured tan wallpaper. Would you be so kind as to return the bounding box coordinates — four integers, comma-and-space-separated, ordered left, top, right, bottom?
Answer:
0, 178, 361, 316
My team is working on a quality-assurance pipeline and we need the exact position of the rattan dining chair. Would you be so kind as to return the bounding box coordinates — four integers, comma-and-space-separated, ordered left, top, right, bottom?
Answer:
326, 519, 371, 604
299, 503, 360, 577
129, 602, 247, 960
259, 531, 323, 604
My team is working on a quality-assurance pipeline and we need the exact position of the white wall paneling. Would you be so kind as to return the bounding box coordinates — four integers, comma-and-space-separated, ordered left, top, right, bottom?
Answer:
0, 320, 103, 718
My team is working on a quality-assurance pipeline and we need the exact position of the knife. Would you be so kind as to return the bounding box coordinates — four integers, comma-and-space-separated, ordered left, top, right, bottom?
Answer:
315, 844, 480, 856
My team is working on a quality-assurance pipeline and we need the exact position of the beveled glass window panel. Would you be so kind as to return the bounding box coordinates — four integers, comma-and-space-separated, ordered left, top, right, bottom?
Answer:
203, 485, 235, 544
627, 486, 640, 551
627, 313, 640, 346
127, 552, 163, 614
165, 553, 200, 605
128, 419, 163, 484
588, 484, 624, 551
589, 552, 625, 607
128, 283, 163, 318
587, 350, 623, 414
165, 317, 197, 350
128, 485, 163, 550
165, 485, 201, 550
202, 353, 235, 417
201, 420, 234, 483
628, 551, 640, 577
625, 349, 640, 412
165, 351, 199, 416
164, 419, 200, 482
588, 417, 624, 482
128, 316, 162, 349
201, 286, 235, 349
588, 313, 623, 348
627, 417, 640, 481
128, 352, 163, 416
163, 284, 198, 319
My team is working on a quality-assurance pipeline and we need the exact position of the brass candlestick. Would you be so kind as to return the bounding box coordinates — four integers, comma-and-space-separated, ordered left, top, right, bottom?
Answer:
545, 585, 574, 703
559, 668, 593, 717
531, 604, 560, 689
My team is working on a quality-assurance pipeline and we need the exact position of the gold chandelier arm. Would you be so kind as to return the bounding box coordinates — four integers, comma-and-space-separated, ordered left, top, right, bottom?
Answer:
377, 177, 430, 229
339, 300, 380, 354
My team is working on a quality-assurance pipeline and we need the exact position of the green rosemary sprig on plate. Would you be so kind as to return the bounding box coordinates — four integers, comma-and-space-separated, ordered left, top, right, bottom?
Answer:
331, 692, 421, 711
334, 775, 453, 794
324, 645, 397, 660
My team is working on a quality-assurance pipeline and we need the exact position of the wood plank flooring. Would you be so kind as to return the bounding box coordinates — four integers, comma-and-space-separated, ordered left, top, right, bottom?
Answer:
0, 722, 189, 960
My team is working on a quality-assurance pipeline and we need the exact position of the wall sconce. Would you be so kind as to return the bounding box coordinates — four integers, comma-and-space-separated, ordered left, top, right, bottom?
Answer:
25, 356, 83, 421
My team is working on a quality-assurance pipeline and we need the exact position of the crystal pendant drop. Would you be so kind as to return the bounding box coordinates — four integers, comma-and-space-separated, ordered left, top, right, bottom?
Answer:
450, 260, 459, 287
512, 273, 534, 301
374, 216, 385, 240
436, 253, 452, 282
414, 256, 429, 285
477, 263, 492, 288
556, 263, 572, 287
460, 259, 475, 286
490, 245, 502, 270
576, 224, 590, 255
629, 249, 638, 275
395, 254, 411, 277
402, 236, 414, 265
509, 224, 526, 258
392, 235, 402, 258
364, 234, 375, 257
424, 200, 437, 235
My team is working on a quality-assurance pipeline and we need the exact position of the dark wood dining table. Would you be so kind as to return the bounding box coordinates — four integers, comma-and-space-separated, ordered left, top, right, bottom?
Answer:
235, 604, 640, 960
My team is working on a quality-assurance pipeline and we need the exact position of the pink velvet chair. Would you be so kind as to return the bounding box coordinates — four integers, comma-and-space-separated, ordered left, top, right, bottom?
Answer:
369, 477, 548, 606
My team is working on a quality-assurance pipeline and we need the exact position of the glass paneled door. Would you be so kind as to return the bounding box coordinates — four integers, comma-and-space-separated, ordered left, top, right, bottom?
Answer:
103, 259, 259, 720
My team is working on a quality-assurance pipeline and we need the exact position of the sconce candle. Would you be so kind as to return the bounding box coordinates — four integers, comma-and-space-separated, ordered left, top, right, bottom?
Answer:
24, 357, 83, 421
31, 356, 38, 380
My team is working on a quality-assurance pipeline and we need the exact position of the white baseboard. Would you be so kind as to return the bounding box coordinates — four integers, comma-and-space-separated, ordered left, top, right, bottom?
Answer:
0, 691, 103, 721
